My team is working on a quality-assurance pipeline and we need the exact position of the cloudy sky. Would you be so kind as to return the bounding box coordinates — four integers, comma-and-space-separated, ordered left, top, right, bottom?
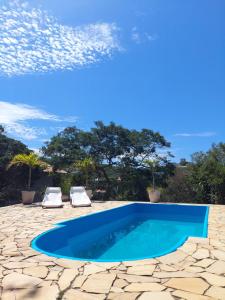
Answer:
0, 0, 224, 160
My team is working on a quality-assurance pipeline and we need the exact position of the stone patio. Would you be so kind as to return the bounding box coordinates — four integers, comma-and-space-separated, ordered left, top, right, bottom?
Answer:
0, 201, 225, 300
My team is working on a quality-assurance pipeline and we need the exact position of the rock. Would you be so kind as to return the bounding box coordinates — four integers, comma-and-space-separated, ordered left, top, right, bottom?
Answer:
206, 286, 225, 300
201, 272, 225, 287
2, 272, 43, 289
138, 291, 174, 300
173, 289, 213, 300
165, 278, 209, 294
62, 289, 105, 300
206, 260, 225, 275
23, 266, 48, 278
58, 269, 78, 291
82, 273, 116, 293
124, 282, 165, 292
127, 264, 155, 276
192, 249, 209, 259
83, 264, 106, 275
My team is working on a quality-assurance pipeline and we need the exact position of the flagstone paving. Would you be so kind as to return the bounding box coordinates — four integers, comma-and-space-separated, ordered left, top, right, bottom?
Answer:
0, 201, 225, 299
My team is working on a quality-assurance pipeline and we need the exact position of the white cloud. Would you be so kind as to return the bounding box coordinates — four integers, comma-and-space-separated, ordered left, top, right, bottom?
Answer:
0, 101, 77, 140
0, 0, 121, 76
174, 132, 217, 137
131, 27, 157, 44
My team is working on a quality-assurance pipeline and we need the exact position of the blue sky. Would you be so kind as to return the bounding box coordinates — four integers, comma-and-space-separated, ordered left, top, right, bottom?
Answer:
0, 0, 224, 161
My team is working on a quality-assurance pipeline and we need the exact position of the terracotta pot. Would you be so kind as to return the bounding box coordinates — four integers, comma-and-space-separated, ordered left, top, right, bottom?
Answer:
148, 190, 161, 203
21, 191, 35, 204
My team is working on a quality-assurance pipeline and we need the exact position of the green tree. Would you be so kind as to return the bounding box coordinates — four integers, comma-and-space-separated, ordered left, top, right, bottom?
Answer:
188, 143, 225, 204
42, 127, 86, 169
42, 121, 173, 199
73, 157, 96, 187
8, 153, 47, 190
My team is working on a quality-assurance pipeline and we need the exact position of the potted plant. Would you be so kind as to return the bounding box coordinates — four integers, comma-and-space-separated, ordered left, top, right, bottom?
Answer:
145, 159, 161, 203
8, 153, 47, 204
73, 157, 96, 197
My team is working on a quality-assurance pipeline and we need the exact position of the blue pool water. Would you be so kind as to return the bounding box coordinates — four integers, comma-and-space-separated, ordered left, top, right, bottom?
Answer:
31, 203, 209, 262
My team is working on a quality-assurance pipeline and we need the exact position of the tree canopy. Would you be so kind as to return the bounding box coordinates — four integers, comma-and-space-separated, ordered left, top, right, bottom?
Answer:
42, 121, 174, 200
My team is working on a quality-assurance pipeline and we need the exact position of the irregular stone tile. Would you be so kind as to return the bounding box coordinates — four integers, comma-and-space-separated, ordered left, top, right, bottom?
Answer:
3, 261, 37, 269
138, 291, 174, 300
118, 274, 160, 283
110, 287, 124, 293
206, 286, 225, 300
56, 258, 85, 269
82, 273, 116, 293
113, 279, 128, 288
193, 258, 215, 268
192, 248, 209, 259
122, 259, 157, 267
211, 249, 225, 261
184, 266, 204, 273
45, 270, 60, 281
157, 250, 187, 265
108, 292, 140, 300
15, 286, 58, 300
72, 275, 88, 288
23, 266, 48, 279
179, 242, 197, 255
172, 289, 213, 300
187, 237, 209, 245
165, 278, 209, 294
124, 282, 165, 292
153, 271, 199, 278
93, 262, 121, 269
83, 264, 106, 275
159, 264, 178, 272
201, 272, 225, 286
58, 268, 78, 291
127, 264, 155, 276
62, 289, 105, 300
206, 260, 225, 274
2, 272, 43, 289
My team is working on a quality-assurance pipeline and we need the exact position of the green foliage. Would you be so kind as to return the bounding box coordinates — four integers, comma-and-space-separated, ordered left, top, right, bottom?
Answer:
161, 166, 198, 203
73, 157, 96, 187
8, 153, 48, 189
42, 121, 173, 200
188, 143, 225, 204
0, 128, 30, 205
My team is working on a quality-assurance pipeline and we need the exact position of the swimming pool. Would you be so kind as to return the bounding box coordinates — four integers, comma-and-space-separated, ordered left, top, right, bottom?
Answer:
31, 203, 209, 262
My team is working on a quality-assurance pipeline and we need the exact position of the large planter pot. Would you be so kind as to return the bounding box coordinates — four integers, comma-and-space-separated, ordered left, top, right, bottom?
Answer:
21, 191, 35, 204
148, 190, 161, 203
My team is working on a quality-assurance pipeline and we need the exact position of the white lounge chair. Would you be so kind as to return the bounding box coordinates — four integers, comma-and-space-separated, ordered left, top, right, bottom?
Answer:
42, 187, 63, 208
70, 186, 92, 207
